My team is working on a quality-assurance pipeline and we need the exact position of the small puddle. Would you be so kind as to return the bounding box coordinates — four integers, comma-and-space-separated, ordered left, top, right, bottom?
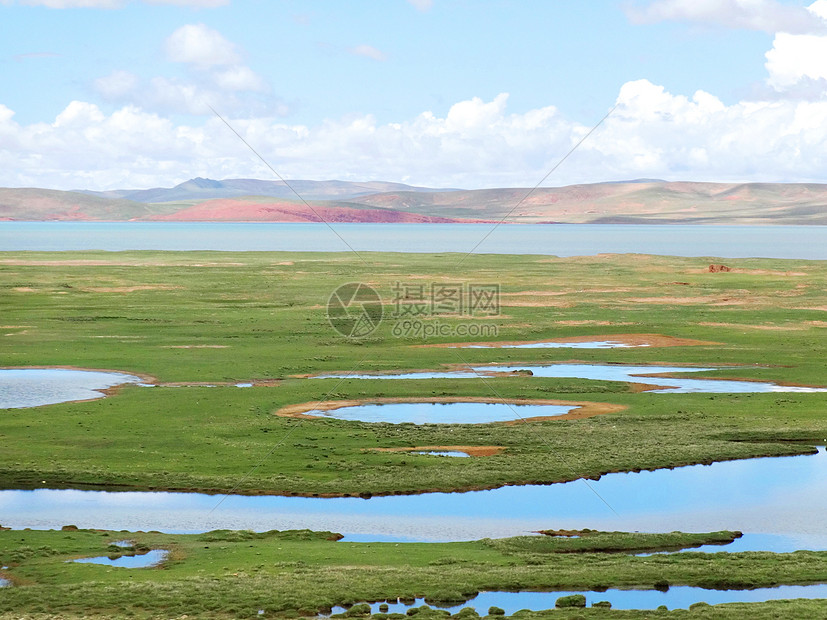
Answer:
110, 540, 133, 548
330, 584, 827, 614
302, 402, 575, 424
0, 577, 9, 588
319, 363, 827, 394
70, 549, 168, 568
0, 368, 143, 409
410, 451, 470, 457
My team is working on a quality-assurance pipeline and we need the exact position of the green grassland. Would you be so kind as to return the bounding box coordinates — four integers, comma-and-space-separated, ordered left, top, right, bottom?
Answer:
0, 251, 826, 495
2, 250, 827, 618
1, 527, 826, 619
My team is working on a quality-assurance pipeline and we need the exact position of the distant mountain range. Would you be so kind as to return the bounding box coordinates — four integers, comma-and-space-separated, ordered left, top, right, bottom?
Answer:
1, 178, 826, 224
77, 177, 455, 203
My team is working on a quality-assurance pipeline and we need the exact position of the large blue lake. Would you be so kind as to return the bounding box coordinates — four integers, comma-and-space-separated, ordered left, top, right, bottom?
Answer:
0, 222, 825, 258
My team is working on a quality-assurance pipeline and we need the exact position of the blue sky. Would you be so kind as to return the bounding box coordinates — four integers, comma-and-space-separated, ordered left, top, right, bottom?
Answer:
2, 0, 827, 190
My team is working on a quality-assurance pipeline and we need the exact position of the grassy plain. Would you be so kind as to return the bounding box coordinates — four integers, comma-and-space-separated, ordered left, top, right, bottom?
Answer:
0, 251, 826, 495
1, 250, 827, 618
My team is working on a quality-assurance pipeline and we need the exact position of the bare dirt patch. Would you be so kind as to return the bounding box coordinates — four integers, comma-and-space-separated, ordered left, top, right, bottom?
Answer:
501, 300, 574, 308
162, 345, 229, 349
698, 322, 806, 331
0, 259, 245, 267
370, 445, 506, 457
500, 290, 572, 297
555, 320, 634, 326
274, 396, 627, 423
80, 285, 182, 293
12, 287, 36, 292
687, 268, 808, 276
420, 333, 720, 349
624, 296, 753, 306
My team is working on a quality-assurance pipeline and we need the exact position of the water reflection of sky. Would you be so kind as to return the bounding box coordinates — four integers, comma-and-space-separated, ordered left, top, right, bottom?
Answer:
320, 363, 827, 394
1, 449, 826, 549
304, 402, 574, 424
331, 584, 827, 614
0, 369, 141, 409
70, 549, 168, 568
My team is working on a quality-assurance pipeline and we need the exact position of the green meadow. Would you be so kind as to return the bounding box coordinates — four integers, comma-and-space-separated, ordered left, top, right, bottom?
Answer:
1, 527, 826, 619
1, 250, 826, 617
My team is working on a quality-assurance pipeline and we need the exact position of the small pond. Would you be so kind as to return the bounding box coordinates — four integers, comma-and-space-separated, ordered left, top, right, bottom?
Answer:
303, 402, 575, 424
70, 549, 168, 568
330, 584, 827, 614
2, 449, 826, 549
0, 368, 143, 409
319, 363, 827, 394
411, 451, 470, 458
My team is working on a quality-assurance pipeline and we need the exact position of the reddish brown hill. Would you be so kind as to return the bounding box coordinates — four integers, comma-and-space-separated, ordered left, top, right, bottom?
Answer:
147, 198, 489, 223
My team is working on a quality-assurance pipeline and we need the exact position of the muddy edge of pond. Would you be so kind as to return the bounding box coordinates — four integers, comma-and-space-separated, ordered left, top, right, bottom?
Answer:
416, 333, 723, 349
273, 396, 627, 423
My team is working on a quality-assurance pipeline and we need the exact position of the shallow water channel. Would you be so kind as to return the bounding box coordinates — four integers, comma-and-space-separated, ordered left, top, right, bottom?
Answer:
319, 363, 827, 393
2, 448, 826, 551
0, 368, 143, 409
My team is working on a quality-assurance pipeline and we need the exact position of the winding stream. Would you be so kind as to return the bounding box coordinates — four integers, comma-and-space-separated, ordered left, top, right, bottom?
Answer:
2, 448, 826, 550
319, 363, 827, 393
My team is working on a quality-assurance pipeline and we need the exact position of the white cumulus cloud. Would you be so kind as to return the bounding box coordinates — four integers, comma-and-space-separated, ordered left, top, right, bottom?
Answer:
6, 85, 827, 191
627, 0, 827, 34
763, 1, 827, 94
165, 23, 240, 67
95, 24, 270, 115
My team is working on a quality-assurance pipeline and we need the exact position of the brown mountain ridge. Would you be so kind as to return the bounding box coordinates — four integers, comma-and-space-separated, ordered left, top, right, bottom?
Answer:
1, 179, 826, 224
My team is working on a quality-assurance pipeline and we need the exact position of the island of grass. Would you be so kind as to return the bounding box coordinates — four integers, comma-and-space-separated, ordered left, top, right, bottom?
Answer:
1, 527, 826, 619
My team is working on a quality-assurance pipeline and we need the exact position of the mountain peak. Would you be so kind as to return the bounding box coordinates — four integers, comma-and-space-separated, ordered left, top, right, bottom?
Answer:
177, 177, 224, 189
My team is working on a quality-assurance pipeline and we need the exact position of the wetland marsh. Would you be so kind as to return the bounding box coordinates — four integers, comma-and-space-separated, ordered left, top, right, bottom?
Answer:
1, 249, 827, 617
